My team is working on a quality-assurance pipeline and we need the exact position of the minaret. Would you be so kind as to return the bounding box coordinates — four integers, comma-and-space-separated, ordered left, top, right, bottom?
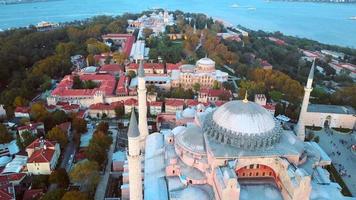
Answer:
137, 60, 149, 145
295, 59, 315, 141
127, 111, 143, 200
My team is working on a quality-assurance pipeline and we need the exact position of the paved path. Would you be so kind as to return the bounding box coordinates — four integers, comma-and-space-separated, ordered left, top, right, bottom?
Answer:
314, 129, 356, 196
95, 129, 118, 200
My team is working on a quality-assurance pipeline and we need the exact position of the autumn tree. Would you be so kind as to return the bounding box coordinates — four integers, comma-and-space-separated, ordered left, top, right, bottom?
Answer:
85, 131, 112, 165
0, 124, 13, 144
192, 83, 201, 93
47, 127, 68, 148
107, 18, 128, 33
112, 52, 127, 65
61, 191, 88, 200
41, 189, 65, 200
49, 168, 69, 188
96, 122, 109, 134
13, 96, 28, 107
70, 160, 100, 194
72, 118, 87, 134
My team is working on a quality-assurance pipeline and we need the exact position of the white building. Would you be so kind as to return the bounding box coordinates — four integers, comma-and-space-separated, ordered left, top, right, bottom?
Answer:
26, 139, 60, 175
130, 40, 150, 62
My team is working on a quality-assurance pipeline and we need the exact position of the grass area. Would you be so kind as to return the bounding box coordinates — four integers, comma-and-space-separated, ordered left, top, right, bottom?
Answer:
332, 127, 352, 133
326, 164, 353, 197
306, 126, 322, 131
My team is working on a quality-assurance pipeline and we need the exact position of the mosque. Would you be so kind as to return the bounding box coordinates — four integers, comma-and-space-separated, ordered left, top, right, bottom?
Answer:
122, 61, 355, 200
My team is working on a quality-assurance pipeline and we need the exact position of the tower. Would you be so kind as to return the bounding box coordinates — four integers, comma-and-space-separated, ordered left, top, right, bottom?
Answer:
295, 59, 315, 141
137, 60, 149, 145
127, 111, 143, 200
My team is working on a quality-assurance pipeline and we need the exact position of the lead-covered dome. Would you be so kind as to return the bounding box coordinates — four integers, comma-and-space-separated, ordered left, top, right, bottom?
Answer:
203, 100, 282, 150
196, 57, 215, 72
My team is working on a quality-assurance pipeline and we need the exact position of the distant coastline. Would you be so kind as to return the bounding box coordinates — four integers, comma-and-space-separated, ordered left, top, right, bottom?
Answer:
270, 0, 356, 3
0, 0, 60, 5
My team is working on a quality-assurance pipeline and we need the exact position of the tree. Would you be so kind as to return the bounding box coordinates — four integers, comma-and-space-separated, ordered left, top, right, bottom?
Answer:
30, 103, 49, 121
0, 124, 13, 144
86, 39, 110, 55
18, 130, 36, 148
41, 189, 65, 200
55, 42, 76, 57
112, 52, 127, 65
49, 168, 69, 188
192, 83, 201, 93
32, 175, 49, 189
13, 96, 28, 107
142, 28, 153, 39
47, 127, 68, 148
61, 191, 88, 200
127, 70, 136, 78
72, 118, 87, 134
115, 106, 124, 119
212, 80, 220, 89
85, 131, 112, 165
107, 19, 128, 33
96, 122, 109, 133
70, 160, 100, 194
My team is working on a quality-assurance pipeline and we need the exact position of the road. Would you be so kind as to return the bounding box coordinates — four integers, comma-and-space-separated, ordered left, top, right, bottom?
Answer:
314, 129, 356, 196
60, 130, 76, 172
95, 129, 118, 200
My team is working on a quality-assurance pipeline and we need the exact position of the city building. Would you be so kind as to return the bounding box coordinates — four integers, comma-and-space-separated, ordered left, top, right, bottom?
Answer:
329, 61, 356, 79
165, 99, 184, 113
198, 88, 232, 103
14, 107, 30, 118
126, 62, 164, 74
26, 139, 60, 175
254, 94, 276, 115
129, 40, 150, 62
88, 101, 123, 119
149, 101, 163, 116
98, 64, 124, 76
17, 122, 45, 141
127, 11, 174, 35
321, 49, 345, 60
102, 34, 135, 56
171, 57, 229, 89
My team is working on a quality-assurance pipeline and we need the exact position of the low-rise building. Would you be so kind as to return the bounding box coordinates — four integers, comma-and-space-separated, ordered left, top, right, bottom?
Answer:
17, 122, 45, 141
126, 62, 164, 74
149, 101, 163, 116
99, 64, 124, 76
88, 101, 123, 119
26, 139, 60, 175
165, 99, 184, 113
124, 98, 138, 114
102, 34, 135, 56
198, 89, 232, 103
14, 107, 30, 118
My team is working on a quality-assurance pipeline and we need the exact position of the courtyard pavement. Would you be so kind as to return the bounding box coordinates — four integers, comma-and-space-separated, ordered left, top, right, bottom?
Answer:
313, 129, 356, 196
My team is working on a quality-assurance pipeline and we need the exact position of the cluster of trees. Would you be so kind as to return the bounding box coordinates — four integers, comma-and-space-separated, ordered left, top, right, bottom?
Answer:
72, 75, 98, 89
147, 36, 183, 63
85, 121, 112, 166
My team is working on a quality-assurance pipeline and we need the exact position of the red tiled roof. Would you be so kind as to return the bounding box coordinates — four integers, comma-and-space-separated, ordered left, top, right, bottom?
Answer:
186, 99, 199, 107
166, 62, 181, 71
165, 99, 184, 107
149, 101, 163, 107
23, 189, 43, 200
89, 101, 123, 110
26, 138, 55, 150
62, 104, 80, 111
14, 107, 30, 113
45, 105, 56, 110
116, 75, 129, 95
99, 64, 124, 73
102, 34, 135, 56
127, 63, 164, 70
17, 122, 44, 131
28, 148, 55, 163
124, 98, 138, 106
263, 103, 276, 111
76, 110, 86, 119
51, 74, 116, 97
199, 89, 232, 98
0, 185, 12, 200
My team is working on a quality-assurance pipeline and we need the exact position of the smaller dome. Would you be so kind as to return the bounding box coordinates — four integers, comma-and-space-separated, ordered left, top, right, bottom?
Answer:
172, 126, 186, 135
182, 107, 196, 118
177, 186, 210, 200
197, 57, 215, 66
176, 125, 206, 154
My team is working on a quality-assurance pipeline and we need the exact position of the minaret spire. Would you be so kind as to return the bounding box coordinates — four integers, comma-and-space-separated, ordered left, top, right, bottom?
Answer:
137, 59, 149, 149
243, 90, 249, 103
127, 110, 143, 200
295, 59, 315, 141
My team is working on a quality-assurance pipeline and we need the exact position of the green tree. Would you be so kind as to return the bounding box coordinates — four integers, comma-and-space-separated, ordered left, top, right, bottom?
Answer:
85, 131, 112, 165
32, 175, 49, 189
61, 191, 88, 200
47, 127, 68, 148
70, 160, 100, 194
107, 19, 128, 33
30, 103, 49, 121
19, 130, 36, 147
55, 42, 76, 57
49, 168, 69, 188
193, 83, 201, 93
112, 52, 127, 65
142, 28, 153, 39
127, 70, 136, 78
0, 124, 13, 144
115, 106, 124, 119
212, 80, 220, 89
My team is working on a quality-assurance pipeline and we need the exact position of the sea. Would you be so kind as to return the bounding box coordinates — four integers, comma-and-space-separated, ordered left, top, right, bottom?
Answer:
0, 0, 356, 47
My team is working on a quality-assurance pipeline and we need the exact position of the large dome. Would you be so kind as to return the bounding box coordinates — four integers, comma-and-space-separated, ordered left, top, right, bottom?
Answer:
203, 100, 282, 150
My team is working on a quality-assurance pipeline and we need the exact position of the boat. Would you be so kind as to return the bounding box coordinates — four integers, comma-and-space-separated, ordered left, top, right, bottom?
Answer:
349, 16, 356, 20
230, 3, 239, 8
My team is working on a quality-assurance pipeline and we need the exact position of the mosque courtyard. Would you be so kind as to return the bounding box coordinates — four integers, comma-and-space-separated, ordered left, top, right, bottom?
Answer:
313, 128, 356, 196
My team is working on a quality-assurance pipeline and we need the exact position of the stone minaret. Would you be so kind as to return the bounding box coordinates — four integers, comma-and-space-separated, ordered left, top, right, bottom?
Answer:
137, 60, 149, 145
295, 59, 315, 141
127, 111, 143, 200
